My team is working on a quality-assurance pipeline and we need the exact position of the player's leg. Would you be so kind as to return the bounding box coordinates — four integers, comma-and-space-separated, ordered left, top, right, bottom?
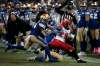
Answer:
94, 29, 100, 53
49, 39, 86, 63
77, 28, 87, 55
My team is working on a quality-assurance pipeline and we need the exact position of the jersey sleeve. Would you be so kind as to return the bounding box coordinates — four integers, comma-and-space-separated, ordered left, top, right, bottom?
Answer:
38, 22, 46, 30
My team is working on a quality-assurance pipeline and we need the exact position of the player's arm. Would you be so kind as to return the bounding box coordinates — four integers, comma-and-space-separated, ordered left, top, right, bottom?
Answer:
38, 23, 48, 36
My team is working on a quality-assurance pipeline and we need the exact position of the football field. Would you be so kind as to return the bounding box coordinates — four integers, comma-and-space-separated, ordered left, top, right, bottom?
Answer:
0, 42, 100, 66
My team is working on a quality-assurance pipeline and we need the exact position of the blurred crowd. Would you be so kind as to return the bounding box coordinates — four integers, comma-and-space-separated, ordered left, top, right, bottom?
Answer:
0, 0, 100, 63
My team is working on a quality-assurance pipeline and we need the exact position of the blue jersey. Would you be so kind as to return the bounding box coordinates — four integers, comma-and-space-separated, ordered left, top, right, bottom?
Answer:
88, 9, 99, 29
24, 9, 30, 21
48, 19, 57, 31
13, 8, 20, 17
19, 9, 30, 21
97, 9, 100, 21
30, 20, 47, 37
97, 9, 100, 28
77, 10, 88, 28
0, 8, 8, 23
90, 9, 98, 22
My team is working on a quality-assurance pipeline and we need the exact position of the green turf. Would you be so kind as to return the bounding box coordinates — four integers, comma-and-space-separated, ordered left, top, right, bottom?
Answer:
0, 42, 100, 66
